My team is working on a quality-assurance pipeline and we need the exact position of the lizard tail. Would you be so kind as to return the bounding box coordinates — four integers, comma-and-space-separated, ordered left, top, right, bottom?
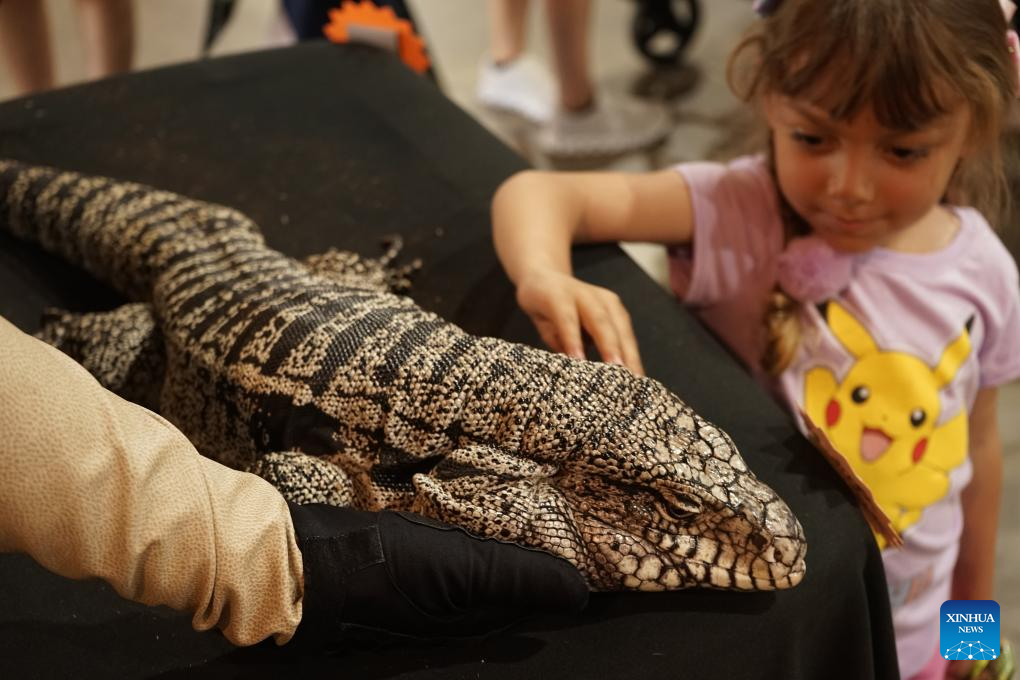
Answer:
0, 159, 264, 301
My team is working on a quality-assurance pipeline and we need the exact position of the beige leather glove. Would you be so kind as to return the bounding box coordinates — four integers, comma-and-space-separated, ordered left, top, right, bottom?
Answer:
0, 315, 303, 646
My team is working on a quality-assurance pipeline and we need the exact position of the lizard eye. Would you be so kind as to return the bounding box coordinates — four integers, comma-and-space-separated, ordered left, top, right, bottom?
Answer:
654, 489, 702, 523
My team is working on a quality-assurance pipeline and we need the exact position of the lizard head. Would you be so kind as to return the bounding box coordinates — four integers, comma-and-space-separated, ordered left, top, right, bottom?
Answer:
412, 366, 807, 592
557, 415, 808, 592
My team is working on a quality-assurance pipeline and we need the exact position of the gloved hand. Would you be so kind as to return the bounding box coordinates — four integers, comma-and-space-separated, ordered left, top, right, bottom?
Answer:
288, 503, 589, 645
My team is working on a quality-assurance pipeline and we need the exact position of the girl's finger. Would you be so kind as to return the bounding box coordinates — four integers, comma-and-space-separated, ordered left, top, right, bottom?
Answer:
605, 299, 644, 376
577, 295, 624, 368
552, 303, 585, 360
533, 317, 565, 355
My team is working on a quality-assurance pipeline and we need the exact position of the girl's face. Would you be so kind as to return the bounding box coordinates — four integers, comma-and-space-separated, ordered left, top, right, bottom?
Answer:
764, 95, 972, 253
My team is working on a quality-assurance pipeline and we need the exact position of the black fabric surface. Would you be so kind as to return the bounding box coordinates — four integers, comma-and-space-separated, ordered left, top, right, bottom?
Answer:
287, 505, 589, 642
0, 43, 899, 679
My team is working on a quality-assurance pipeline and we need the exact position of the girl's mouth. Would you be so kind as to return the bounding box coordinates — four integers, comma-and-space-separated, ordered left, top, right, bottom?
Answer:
834, 218, 871, 231
827, 213, 880, 232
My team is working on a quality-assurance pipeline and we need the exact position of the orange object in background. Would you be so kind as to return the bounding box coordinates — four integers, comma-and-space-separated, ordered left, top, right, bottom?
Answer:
324, 1, 430, 74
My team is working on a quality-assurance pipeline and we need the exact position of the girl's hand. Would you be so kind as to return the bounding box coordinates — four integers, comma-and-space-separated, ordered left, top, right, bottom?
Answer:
515, 268, 645, 376
947, 659, 975, 679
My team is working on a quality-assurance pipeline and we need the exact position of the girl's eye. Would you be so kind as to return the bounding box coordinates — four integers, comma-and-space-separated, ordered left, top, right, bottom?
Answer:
791, 131, 824, 147
888, 146, 929, 162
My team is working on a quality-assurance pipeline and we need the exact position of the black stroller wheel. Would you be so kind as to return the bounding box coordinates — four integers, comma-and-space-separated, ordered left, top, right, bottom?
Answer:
632, 0, 700, 68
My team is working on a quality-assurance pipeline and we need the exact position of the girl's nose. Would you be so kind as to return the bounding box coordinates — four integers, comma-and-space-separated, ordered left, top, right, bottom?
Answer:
826, 151, 874, 206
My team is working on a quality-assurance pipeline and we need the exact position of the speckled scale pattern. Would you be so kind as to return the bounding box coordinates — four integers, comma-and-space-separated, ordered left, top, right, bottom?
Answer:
0, 159, 807, 592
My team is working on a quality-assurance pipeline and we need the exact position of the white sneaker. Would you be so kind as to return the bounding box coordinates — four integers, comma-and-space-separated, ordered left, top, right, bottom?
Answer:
476, 55, 555, 124
536, 96, 671, 158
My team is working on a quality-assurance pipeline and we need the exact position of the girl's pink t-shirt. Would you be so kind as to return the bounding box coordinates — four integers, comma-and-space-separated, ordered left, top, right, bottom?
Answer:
669, 155, 1020, 679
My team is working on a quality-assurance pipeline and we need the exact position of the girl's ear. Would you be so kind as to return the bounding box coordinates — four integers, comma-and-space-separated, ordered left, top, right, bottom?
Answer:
760, 94, 789, 139
761, 93, 780, 125
960, 106, 980, 158
959, 131, 976, 159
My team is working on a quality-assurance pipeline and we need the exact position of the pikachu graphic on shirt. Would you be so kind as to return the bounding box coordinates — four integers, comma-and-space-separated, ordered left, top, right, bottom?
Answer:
804, 302, 971, 549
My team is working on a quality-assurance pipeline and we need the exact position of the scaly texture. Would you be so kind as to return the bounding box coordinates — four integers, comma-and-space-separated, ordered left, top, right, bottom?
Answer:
0, 159, 807, 592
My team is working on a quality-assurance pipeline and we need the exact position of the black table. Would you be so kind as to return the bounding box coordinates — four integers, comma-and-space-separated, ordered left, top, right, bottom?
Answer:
0, 43, 899, 679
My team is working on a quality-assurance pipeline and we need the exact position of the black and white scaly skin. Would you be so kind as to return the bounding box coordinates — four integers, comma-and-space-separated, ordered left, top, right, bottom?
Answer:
0, 160, 807, 592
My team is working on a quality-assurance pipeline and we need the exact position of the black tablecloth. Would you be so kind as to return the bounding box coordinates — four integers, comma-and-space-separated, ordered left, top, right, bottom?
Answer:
0, 43, 899, 680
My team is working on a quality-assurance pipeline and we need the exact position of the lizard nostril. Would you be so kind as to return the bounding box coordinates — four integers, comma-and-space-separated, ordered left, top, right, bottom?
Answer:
749, 532, 770, 551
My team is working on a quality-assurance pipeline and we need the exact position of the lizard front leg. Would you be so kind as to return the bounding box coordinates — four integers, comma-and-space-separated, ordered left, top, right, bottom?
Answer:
35, 302, 165, 410
250, 450, 355, 507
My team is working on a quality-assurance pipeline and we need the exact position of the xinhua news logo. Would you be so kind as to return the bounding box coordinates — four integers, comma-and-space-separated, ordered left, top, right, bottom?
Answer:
940, 600, 1000, 661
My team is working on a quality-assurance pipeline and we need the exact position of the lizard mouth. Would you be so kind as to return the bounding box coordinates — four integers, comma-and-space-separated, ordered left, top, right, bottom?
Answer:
859, 427, 892, 462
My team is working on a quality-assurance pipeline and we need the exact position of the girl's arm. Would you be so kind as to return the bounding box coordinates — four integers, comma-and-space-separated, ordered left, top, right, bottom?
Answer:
947, 386, 1002, 679
952, 386, 1002, 601
491, 169, 694, 374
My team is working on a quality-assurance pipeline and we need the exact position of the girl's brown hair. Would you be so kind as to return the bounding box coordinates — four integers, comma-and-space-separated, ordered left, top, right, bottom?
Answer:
726, 0, 1017, 375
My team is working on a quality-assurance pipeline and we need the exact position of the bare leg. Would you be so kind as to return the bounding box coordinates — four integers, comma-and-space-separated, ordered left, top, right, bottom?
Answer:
534, 0, 669, 157
544, 0, 593, 111
76, 0, 134, 80
488, 0, 529, 64
0, 0, 55, 95
479, 0, 555, 124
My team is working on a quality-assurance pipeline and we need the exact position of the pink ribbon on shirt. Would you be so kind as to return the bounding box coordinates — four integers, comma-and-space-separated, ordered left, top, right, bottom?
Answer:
775, 236, 854, 304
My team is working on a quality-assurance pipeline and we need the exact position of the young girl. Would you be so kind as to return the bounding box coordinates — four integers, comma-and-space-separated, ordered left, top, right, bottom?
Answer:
491, 1, 1020, 678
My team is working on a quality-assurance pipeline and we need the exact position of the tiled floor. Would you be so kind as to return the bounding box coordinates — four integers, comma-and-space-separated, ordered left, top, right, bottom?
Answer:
4, 0, 1019, 645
